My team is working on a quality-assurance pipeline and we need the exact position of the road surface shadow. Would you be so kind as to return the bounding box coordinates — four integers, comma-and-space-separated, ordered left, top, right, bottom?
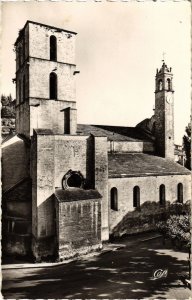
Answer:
2, 237, 190, 299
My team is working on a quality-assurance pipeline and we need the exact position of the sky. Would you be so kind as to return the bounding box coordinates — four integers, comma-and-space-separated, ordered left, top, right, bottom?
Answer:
1, 1, 191, 144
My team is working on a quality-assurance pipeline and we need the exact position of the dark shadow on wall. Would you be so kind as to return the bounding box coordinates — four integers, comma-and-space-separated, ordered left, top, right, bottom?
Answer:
85, 135, 95, 189
110, 201, 190, 238
32, 194, 57, 261
2, 237, 189, 299
2, 139, 30, 192
2, 178, 32, 259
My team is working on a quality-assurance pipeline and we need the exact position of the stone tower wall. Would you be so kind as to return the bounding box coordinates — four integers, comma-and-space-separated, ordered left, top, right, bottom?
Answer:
94, 136, 109, 241
155, 65, 174, 160
15, 21, 77, 138
28, 22, 75, 64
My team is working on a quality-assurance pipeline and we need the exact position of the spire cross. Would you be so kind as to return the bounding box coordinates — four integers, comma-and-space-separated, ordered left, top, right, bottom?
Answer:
162, 52, 166, 63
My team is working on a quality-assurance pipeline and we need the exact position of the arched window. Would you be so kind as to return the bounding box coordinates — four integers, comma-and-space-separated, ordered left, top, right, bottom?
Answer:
159, 184, 166, 206
49, 72, 57, 99
177, 183, 183, 203
110, 187, 118, 211
50, 35, 57, 61
133, 186, 140, 208
23, 75, 25, 102
158, 79, 163, 91
167, 78, 171, 91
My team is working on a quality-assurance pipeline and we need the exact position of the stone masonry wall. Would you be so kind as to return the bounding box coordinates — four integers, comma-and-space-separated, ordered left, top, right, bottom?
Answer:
16, 21, 77, 138
31, 133, 56, 259
54, 135, 89, 188
108, 141, 154, 153
29, 100, 76, 136
108, 174, 191, 236
29, 22, 76, 64
94, 136, 109, 241
31, 133, 37, 238
155, 91, 174, 160
36, 134, 55, 238
15, 24, 29, 72
31, 133, 99, 258
16, 101, 30, 137
16, 65, 29, 105
29, 58, 76, 101
56, 198, 102, 260
2, 136, 30, 192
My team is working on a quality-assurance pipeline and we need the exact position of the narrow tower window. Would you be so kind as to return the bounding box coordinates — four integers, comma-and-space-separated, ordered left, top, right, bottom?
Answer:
64, 108, 70, 134
50, 35, 57, 61
49, 72, 57, 99
158, 79, 163, 91
110, 187, 118, 211
159, 184, 166, 206
167, 78, 171, 91
177, 183, 183, 203
133, 186, 140, 208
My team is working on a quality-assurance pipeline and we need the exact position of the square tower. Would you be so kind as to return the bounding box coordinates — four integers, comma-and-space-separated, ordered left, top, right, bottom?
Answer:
15, 21, 77, 137
154, 62, 174, 160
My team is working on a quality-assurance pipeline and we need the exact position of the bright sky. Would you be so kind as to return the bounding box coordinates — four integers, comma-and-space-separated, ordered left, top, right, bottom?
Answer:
1, 1, 191, 144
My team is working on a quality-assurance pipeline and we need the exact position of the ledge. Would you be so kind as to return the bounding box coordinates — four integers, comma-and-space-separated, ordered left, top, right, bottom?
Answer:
55, 188, 102, 202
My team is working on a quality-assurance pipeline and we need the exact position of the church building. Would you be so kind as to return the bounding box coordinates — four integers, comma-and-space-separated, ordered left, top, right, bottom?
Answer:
2, 21, 191, 261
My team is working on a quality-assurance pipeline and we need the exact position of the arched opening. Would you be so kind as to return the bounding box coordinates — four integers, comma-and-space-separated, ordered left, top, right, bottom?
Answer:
167, 78, 171, 91
67, 173, 82, 188
110, 187, 118, 211
159, 184, 165, 206
49, 72, 57, 99
158, 79, 163, 91
177, 183, 183, 203
50, 35, 57, 61
62, 170, 84, 189
133, 186, 140, 208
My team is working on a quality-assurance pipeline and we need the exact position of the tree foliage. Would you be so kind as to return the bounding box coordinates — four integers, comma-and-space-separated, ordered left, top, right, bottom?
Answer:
1, 94, 13, 106
157, 202, 191, 250
1, 94, 16, 118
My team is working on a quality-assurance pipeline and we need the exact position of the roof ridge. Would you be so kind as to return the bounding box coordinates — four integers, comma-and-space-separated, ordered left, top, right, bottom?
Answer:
78, 124, 136, 129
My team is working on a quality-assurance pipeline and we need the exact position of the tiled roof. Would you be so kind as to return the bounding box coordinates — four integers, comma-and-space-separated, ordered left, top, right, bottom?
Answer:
55, 188, 102, 202
108, 153, 191, 178
77, 124, 153, 142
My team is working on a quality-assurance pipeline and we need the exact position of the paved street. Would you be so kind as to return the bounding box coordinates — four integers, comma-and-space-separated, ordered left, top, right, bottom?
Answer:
2, 233, 190, 299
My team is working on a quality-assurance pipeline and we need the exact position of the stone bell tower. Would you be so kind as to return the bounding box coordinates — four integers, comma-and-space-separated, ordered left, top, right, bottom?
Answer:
15, 20, 77, 138
154, 61, 174, 160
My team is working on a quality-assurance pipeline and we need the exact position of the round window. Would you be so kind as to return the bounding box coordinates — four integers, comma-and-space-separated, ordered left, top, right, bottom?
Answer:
62, 170, 84, 189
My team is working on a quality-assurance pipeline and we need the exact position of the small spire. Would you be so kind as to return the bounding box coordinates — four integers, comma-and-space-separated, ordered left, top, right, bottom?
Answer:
162, 51, 166, 63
